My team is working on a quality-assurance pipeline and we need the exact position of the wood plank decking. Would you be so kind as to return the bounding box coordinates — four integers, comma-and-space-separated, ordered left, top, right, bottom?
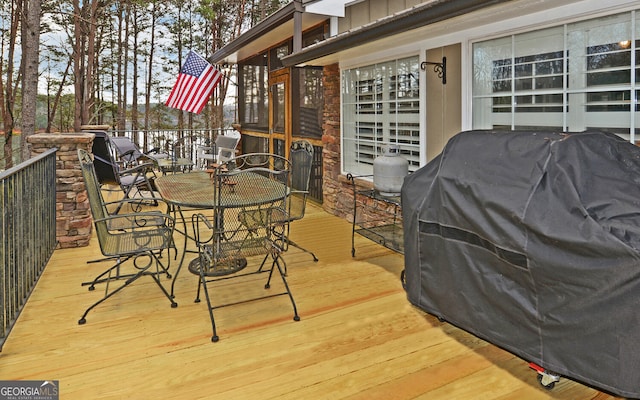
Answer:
0, 202, 622, 399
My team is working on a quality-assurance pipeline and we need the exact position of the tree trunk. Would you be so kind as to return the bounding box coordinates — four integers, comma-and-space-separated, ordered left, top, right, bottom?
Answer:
119, 2, 130, 132
144, 4, 158, 151
47, 60, 71, 133
131, 5, 139, 133
116, 3, 124, 131
72, 0, 84, 131
2, 0, 21, 168
20, 0, 41, 161
85, 0, 99, 126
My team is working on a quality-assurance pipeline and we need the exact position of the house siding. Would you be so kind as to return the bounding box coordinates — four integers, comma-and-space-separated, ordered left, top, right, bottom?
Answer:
339, 0, 429, 33
425, 44, 462, 161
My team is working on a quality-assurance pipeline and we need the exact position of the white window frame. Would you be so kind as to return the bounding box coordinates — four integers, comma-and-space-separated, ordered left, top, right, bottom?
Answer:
341, 55, 421, 177
471, 10, 639, 142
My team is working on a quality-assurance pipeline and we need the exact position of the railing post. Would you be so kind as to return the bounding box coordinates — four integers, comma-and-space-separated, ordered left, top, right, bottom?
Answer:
27, 133, 95, 248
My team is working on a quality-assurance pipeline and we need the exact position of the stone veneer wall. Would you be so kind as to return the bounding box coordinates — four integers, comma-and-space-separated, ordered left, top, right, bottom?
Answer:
28, 133, 95, 248
322, 64, 344, 217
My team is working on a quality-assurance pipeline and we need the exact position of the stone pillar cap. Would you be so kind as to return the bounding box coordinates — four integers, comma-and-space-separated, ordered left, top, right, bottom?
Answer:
80, 124, 111, 131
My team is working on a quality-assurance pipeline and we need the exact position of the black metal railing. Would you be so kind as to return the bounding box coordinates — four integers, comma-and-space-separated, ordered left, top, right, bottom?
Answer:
112, 128, 237, 164
111, 128, 323, 202
0, 148, 57, 350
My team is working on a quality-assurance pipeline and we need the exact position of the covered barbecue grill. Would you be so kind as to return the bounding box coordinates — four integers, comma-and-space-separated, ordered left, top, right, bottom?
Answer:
402, 130, 640, 398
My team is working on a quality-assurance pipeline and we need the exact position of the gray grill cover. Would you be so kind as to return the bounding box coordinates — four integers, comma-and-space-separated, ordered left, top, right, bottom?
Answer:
402, 130, 640, 398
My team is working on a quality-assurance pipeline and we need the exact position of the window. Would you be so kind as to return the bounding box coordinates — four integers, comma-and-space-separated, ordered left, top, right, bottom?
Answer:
239, 53, 269, 131
270, 42, 291, 71
303, 24, 327, 48
272, 81, 285, 133
342, 56, 420, 176
293, 67, 324, 139
473, 11, 640, 141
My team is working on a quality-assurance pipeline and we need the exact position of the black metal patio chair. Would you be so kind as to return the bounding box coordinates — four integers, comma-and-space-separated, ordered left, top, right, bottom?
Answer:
77, 149, 177, 324
279, 140, 318, 261
188, 153, 299, 342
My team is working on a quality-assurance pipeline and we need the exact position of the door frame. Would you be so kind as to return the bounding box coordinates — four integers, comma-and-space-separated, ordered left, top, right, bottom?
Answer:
268, 68, 292, 158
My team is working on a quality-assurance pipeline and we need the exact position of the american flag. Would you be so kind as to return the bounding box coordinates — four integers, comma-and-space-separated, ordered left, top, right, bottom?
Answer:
165, 51, 222, 114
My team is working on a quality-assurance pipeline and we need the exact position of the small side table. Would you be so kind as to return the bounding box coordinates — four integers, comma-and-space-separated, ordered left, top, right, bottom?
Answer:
347, 173, 404, 257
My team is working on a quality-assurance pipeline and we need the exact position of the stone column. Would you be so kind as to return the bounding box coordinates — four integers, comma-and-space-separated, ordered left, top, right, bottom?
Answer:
28, 133, 95, 248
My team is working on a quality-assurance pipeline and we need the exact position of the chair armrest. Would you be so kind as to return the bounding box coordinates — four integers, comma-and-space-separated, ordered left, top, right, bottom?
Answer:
191, 213, 215, 245
121, 149, 137, 158
119, 162, 155, 176
103, 196, 169, 208
94, 211, 174, 231
102, 197, 170, 215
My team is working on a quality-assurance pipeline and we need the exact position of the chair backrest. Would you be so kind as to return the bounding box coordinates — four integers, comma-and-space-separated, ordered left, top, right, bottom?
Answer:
217, 153, 290, 200
110, 136, 144, 166
214, 134, 240, 164
196, 145, 209, 158
78, 149, 110, 240
89, 130, 121, 186
288, 140, 314, 221
290, 140, 313, 192
214, 153, 291, 257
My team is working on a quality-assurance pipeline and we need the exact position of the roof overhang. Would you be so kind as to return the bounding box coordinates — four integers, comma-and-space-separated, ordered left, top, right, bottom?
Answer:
208, 2, 328, 65
212, 0, 588, 68
281, 0, 513, 67
282, 0, 595, 67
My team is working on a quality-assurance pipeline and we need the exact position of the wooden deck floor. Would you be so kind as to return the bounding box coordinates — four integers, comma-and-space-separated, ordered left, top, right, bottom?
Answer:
0, 202, 623, 399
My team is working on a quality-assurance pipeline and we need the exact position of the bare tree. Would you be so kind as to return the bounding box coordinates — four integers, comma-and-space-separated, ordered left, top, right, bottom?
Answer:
72, 0, 101, 130
143, 1, 163, 151
116, 0, 130, 132
2, 0, 21, 168
163, 0, 189, 132
129, 0, 153, 134
20, 0, 41, 160
114, 0, 125, 130
130, 2, 139, 132
44, 55, 71, 133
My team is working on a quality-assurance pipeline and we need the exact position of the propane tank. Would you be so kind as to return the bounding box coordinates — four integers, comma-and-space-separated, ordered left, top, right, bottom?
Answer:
373, 144, 408, 196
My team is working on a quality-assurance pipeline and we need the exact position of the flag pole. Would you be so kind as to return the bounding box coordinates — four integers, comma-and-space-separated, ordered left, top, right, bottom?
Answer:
207, 57, 238, 87
216, 68, 238, 87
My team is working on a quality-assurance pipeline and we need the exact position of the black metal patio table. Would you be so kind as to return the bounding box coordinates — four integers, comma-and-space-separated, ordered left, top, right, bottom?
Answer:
154, 170, 289, 296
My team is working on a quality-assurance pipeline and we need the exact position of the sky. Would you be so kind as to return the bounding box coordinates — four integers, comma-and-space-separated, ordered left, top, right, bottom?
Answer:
37, 14, 177, 104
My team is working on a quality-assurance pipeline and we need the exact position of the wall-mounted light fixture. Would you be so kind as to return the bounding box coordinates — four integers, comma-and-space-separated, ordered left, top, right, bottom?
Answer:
421, 56, 446, 85
619, 40, 631, 49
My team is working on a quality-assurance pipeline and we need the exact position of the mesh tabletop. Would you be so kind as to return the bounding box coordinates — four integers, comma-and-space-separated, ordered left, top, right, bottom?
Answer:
155, 171, 288, 209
